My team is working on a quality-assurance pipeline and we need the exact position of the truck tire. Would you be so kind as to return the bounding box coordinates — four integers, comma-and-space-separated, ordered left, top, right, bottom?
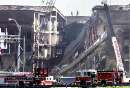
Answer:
101, 80, 107, 87
80, 80, 87, 88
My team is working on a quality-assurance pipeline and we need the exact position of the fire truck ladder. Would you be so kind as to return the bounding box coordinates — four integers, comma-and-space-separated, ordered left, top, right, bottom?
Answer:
102, 3, 130, 82
103, 3, 124, 72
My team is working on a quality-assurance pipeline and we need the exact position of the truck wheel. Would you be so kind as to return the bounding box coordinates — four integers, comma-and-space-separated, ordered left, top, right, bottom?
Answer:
80, 80, 87, 88
101, 80, 107, 87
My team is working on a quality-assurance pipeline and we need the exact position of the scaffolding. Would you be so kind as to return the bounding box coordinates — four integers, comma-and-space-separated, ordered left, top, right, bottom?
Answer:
0, 33, 26, 72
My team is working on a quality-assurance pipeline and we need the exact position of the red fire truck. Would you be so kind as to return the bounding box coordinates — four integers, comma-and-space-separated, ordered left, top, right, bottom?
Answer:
97, 71, 123, 86
75, 69, 93, 86
75, 69, 125, 86
74, 2, 130, 87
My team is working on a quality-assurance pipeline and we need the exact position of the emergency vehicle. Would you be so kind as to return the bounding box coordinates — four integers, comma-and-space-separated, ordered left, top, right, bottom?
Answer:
0, 60, 56, 86
75, 69, 126, 86
74, 2, 130, 87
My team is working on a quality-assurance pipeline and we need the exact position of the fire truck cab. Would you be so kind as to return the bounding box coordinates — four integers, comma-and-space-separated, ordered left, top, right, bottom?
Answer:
75, 69, 97, 86
75, 69, 125, 86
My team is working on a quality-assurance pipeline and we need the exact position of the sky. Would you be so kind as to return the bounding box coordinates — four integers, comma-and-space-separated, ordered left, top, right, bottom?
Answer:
0, 0, 130, 16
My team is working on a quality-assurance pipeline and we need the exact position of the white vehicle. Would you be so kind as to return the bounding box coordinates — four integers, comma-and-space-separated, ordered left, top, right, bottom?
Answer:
40, 76, 56, 85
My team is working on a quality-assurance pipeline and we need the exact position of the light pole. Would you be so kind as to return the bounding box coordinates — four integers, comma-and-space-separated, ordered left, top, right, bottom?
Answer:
8, 18, 21, 72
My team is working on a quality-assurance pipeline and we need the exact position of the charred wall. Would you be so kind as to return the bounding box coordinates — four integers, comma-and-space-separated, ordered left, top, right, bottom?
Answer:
0, 5, 66, 72
0, 10, 34, 71
0, 10, 34, 52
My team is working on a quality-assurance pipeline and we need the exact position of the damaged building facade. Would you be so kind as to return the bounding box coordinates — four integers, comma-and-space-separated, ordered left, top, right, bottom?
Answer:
84, 4, 130, 76
0, 5, 65, 71
57, 4, 130, 76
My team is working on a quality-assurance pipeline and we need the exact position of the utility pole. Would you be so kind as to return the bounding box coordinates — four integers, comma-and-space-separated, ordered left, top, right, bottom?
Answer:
23, 36, 26, 72
8, 18, 21, 72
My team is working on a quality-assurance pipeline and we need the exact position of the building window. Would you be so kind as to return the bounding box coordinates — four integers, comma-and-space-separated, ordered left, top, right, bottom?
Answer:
51, 11, 56, 16
56, 49, 62, 54
51, 17, 57, 31
26, 44, 31, 52
51, 17, 56, 24
40, 15, 47, 30
1, 28, 5, 32
26, 32, 31, 39
123, 31, 129, 40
